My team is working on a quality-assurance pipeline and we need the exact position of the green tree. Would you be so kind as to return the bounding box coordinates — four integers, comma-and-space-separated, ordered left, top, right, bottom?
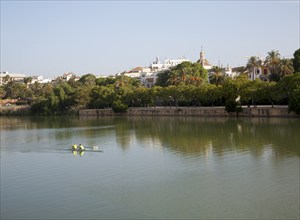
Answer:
67, 75, 78, 87
265, 50, 281, 81
31, 93, 59, 115
96, 76, 117, 86
53, 82, 75, 112
3, 75, 11, 84
205, 84, 222, 106
4, 82, 33, 99
157, 62, 207, 87
265, 50, 281, 74
275, 73, 300, 104
132, 87, 151, 107
89, 85, 115, 109
279, 58, 294, 77
292, 48, 300, 73
79, 74, 96, 87
0, 86, 6, 99
40, 83, 54, 97
73, 85, 92, 109
23, 77, 33, 88
225, 99, 238, 113
149, 86, 164, 107
178, 84, 196, 106
164, 85, 181, 107
222, 74, 250, 103
156, 70, 171, 87
258, 81, 277, 107
112, 99, 128, 113
209, 66, 225, 86
193, 84, 216, 106
29, 82, 43, 97
289, 86, 300, 115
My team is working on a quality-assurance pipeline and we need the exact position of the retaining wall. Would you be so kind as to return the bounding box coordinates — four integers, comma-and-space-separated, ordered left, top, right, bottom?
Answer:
79, 106, 298, 117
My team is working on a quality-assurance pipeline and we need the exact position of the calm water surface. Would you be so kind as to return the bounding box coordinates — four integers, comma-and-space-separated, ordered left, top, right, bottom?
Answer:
1, 116, 299, 219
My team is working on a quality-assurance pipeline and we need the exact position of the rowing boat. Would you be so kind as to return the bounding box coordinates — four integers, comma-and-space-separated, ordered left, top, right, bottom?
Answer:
72, 148, 103, 153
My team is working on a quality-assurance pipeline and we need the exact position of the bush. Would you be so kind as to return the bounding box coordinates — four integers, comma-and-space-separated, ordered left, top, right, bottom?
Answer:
112, 100, 128, 113
289, 87, 300, 115
225, 99, 237, 112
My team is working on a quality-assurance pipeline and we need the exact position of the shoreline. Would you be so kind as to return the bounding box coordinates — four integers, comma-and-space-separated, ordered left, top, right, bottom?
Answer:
1, 105, 298, 117
79, 106, 298, 117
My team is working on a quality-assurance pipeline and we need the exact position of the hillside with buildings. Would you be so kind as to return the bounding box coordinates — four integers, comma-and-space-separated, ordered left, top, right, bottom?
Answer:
0, 50, 237, 87
1, 48, 299, 116
1, 49, 293, 87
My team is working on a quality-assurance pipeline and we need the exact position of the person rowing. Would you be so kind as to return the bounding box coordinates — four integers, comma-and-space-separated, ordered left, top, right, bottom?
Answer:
72, 144, 85, 151
78, 144, 85, 151
72, 144, 78, 150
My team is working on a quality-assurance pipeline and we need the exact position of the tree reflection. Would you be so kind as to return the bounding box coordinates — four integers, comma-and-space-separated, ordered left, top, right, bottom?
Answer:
122, 116, 300, 158
2, 116, 299, 157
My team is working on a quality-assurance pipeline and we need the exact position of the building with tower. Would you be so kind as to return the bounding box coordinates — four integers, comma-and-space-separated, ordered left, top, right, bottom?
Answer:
197, 48, 213, 70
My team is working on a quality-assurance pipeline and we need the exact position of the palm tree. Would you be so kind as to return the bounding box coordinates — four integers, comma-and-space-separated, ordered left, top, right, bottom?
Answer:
23, 77, 32, 88
167, 72, 180, 85
186, 76, 203, 86
265, 50, 280, 74
3, 74, 11, 84
209, 66, 225, 85
279, 58, 294, 76
246, 56, 262, 79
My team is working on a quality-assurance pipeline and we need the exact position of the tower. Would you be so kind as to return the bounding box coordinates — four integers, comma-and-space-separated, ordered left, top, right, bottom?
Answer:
200, 46, 204, 65
198, 47, 213, 70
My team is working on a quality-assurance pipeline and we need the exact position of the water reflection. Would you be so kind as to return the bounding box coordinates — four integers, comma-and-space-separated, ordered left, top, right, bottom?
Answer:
72, 150, 84, 156
119, 116, 300, 158
1, 116, 299, 158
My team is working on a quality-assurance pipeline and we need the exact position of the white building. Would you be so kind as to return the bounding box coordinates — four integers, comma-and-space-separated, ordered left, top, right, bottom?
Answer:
150, 57, 189, 72
225, 65, 232, 77
246, 57, 269, 81
124, 56, 190, 87
31, 76, 43, 83
141, 74, 157, 88
124, 66, 152, 78
250, 66, 269, 81
198, 49, 213, 70
60, 72, 76, 81
0, 72, 26, 85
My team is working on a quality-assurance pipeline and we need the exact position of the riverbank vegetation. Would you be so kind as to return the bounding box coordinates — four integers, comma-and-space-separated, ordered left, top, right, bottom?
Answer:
1, 49, 300, 115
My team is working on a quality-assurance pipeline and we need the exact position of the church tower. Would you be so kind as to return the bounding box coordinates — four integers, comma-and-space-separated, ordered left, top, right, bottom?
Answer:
200, 47, 204, 65
198, 47, 213, 70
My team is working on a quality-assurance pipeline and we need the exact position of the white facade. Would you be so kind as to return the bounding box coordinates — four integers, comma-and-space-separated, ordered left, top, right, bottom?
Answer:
61, 72, 76, 81
31, 76, 43, 83
124, 57, 189, 86
0, 72, 26, 85
124, 72, 141, 78
150, 57, 189, 72
250, 66, 268, 81
225, 65, 232, 77
140, 73, 157, 88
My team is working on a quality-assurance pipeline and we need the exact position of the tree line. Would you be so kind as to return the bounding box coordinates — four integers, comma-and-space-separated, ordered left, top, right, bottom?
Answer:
1, 49, 300, 115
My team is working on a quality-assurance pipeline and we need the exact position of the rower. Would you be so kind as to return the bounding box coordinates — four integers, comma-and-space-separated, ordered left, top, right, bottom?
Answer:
72, 144, 78, 150
78, 144, 85, 151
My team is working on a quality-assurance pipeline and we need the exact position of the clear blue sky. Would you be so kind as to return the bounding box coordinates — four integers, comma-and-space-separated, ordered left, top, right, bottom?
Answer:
1, 0, 299, 78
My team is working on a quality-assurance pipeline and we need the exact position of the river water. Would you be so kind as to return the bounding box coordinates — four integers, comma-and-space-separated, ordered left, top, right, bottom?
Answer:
1, 116, 299, 219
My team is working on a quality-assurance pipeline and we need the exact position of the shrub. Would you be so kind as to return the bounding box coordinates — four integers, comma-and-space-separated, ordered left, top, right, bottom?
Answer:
225, 99, 237, 113
289, 87, 300, 115
112, 100, 128, 113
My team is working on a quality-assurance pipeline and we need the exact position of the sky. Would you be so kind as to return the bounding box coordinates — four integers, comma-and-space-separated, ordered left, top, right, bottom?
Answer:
1, 0, 299, 78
